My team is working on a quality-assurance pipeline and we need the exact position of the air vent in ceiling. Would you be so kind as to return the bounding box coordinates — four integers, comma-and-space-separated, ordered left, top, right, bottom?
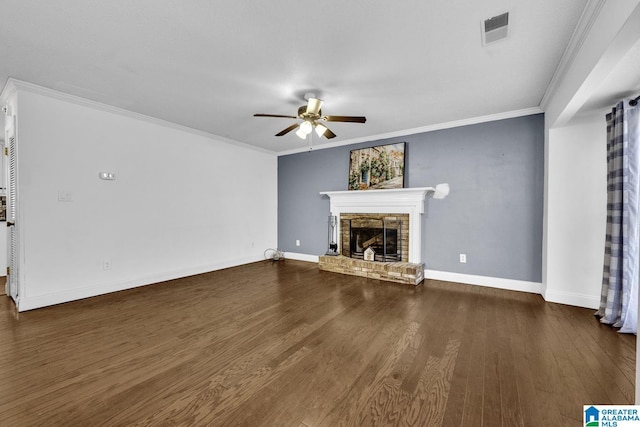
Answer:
482, 12, 509, 46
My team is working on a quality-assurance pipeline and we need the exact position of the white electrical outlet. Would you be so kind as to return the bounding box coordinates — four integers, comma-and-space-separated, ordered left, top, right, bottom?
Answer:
459, 254, 467, 263
296, 239, 301, 247
103, 260, 111, 270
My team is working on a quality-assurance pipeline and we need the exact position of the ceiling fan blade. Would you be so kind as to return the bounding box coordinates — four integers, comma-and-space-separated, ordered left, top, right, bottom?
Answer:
324, 115, 367, 123
254, 113, 298, 119
323, 126, 337, 139
275, 123, 300, 136
306, 98, 323, 115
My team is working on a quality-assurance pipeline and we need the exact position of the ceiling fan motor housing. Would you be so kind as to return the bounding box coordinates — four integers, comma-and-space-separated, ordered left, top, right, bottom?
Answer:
297, 105, 322, 120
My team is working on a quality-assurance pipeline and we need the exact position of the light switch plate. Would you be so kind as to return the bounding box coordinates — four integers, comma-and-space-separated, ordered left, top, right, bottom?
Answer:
99, 172, 116, 180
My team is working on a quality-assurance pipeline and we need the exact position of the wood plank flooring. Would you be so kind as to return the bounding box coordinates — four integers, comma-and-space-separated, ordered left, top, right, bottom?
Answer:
0, 260, 635, 426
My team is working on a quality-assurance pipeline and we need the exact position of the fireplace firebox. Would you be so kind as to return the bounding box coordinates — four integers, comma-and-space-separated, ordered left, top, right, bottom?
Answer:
344, 217, 402, 262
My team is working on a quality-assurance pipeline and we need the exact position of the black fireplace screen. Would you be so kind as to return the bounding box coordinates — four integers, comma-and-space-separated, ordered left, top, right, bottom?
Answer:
347, 218, 401, 262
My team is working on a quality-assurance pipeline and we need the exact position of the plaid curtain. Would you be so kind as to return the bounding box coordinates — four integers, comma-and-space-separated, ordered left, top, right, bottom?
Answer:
597, 99, 640, 334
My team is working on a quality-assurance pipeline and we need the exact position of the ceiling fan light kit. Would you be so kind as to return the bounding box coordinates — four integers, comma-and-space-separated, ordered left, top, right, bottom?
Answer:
254, 95, 366, 141
295, 128, 307, 139
299, 120, 313, 135
315, 123, 327, 138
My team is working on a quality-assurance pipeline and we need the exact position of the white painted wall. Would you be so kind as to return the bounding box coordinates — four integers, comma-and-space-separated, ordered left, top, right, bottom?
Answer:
10, 84, 277, 311
542, 1, 640, 309
539, 0, 640, 403
545, 114, 606, 308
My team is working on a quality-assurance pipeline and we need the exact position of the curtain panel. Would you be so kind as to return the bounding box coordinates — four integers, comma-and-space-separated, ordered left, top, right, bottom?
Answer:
597, 99, 639, 334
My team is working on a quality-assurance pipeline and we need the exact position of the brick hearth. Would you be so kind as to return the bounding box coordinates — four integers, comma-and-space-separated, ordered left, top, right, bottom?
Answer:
319, 255, 424, 286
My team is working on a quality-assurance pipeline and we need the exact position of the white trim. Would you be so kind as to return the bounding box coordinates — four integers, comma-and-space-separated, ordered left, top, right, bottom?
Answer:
1, 78, 542, 158
16, 255, 264, 312
424, 269, 599, 309
278, 107, 543, 156
287, 250, 542, 296
273, 256, 600, 308
540, 0, 606, 111
0, 78, 18, 105
424, 269, 543, 295
14, 252, 598, 311
543, 288, 600, 310
284, 252, 320, 263
0, 78, 277, 156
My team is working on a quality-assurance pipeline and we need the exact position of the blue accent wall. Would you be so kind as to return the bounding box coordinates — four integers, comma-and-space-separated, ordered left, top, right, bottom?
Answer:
278, 114, 544, 282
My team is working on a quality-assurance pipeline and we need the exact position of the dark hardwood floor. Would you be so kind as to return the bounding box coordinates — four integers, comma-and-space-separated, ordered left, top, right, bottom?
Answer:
0, 260, 635, 426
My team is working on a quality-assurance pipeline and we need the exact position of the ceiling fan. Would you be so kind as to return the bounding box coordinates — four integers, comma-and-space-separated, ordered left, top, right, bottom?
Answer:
254, 94, 366, 140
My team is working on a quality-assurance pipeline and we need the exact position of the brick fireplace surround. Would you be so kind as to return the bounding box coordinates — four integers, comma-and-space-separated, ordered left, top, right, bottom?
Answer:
318, 187, 445, 286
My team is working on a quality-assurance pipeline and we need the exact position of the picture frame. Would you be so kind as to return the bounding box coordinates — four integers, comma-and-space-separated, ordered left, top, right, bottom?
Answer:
348, 142, 405, 190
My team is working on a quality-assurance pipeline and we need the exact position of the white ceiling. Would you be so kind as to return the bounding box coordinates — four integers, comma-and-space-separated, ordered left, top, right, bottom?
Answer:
0, 0, 609, 152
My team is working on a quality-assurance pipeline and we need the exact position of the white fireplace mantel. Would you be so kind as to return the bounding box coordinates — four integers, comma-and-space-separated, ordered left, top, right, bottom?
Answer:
320, 186, 449, 264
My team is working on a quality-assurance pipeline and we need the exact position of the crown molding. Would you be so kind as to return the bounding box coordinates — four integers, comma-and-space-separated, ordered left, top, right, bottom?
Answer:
277, 106, 543, 156
0, 78, 278, 157
0, 78, 18, 105
540, 0, 607, 111
0, 77, 545, 158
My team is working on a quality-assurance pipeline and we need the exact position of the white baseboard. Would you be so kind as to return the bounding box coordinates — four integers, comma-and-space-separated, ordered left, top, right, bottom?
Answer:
543, 288, 600, 309
424, 269, 543, 295
20, 252, 597, 312
258, 255, 602, 309
425, 270, 601, 309
281, 255, 544, 295
284, 252, 320, 263
16, 255, 264, 312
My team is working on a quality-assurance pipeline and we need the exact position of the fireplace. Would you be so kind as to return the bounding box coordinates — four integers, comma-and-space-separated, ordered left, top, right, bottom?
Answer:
319, 187, 449, 284
341, 214, 407, 262
320, 187, 448, 264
